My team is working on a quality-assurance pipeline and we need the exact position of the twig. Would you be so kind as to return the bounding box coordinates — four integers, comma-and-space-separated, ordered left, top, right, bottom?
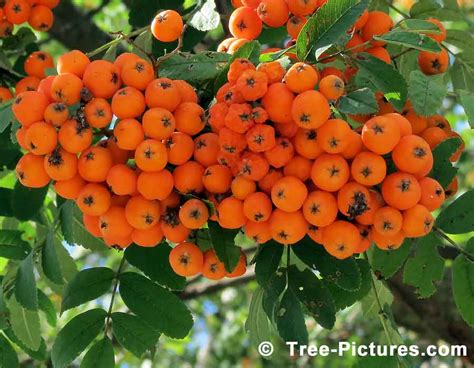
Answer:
318, 40, 371, 63
86, 26, 150, 58
391, 48, 414, 60
156, 25, 187, 68
433, 227, 474, 261
104, 254, 127, 337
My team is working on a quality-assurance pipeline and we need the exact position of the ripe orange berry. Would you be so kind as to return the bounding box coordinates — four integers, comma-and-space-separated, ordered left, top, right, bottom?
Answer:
238, 152, 270, 181
151, 10, 184, 42
83, 214, 102, 238
226, 252, 247, 278
28, 4, 53, 31
319, 75, 345, 100
174, 102, 205, 136
125, 195, 161, 230
261, 83, 294, 124
57, 50, 90, 78
392, 135, 433, 175
243, 191, 272, 222
193, 133, 220, 167
361, 115, 401, 155
382, 172, 421, 210
5, 0, 31, 24
15, 76, 40, 94
361, 11, 393, 46
12, 91, 49, 126
229, 6, 263, 40
231, 176, 256, 200
77, 183, 111, 216
302, 190, 338, 227
145, 78, 182, 112
337, 181, 370, 218
179, 199, 210, 229
269, 209, 308, 245
271, 175, 308, 212
131, 225, 164, 248
245, 220, 272, 243
294, 128, 323, 160
236, 70, 268, 101
44, 148, 78, 181
16, 153, 50, 188
44, 102, 68, 127
24, 51, 53, 78
78, 146, 113, 183
351, 151, 387, 186
311, 154, 350, 192
291, 90, 330, 129
173, 161, 205, 194
356, 189, 384, 226
120, 58, 155, 91
257, 61, 285, 84
419, 177, 445, 211
402, 204, 434, 238
420, 127, 448, 149
322, 221, 360, 259
114, 118, 145, 150
373, 206, 403, 237
84, 98, 113, 128
83, 60, 121, 99
203, 164, 233, 194
169, 242, 204, 277
423, 18, 446, 43
58, 119, 93, 154
316, 118, 351, 153
24, 121, 57, 155
287, 0, 317, 16
257, 0, 289, 27
353, 9, 369, 30
218, 197, 246, 229
174, 80, 198, 103
106, 164, 137, 196
366, 46, 392, 64
384, 113, 412, 136
54, 174, 86, 200
111, 87, 146, 119
51, 73, 83, 105
286, 15, 307, 40
0, 87, 13, 102
283, 155, 312, 181
136, 170, 174, 201
418, 48, 449, 75
99, 206, 134, 239
202, 250, 226, 280
134, 139, 168, 172
285, 62, 319, 93
372, 230, 405, 250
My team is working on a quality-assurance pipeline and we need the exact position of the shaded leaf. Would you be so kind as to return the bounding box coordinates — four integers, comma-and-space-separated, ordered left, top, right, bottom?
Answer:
374, 30, 441, 52
255, 241, 283, 288
276, 288, 308, 345
370, 240, 412, 279
408, 70, 447, 117
338, 88, 378, 114
437, 189, 474, 234
0, 230, 31, 260
245, 288, 273, 346
209, 222, 241, 273
41, 230, 64, 285
6, 297, 41, 351
361, 277, 393, 317
37, 290, 56, 327
458, 89, 474, 128
452, 255, 474, 327
80, 338, 114, 368
10, 181, 48, 221
15, 253, 37, 311
0, 333, 18, 368
430, 137, 461, 188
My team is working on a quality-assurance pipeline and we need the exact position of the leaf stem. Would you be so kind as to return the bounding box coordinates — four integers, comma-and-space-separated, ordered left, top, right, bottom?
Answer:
156, 25, 187, 68
104, 254, 127, 337
391, 48, 414, 60
317, 41, 371, 63
433, 227, 474, 261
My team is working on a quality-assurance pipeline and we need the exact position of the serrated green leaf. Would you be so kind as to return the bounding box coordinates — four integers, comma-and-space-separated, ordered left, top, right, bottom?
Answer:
102, 43, 118, 62
41, 230, 64, 285
276, 288, 308, 345
51, 309, 107, 368
408, 70, 447, 117
209, 222, 241, 273
361, 277, 393, 317
6, 297, 41, 351
445, 30, 474, 52
0, 282, 8, 330
437, 189, 474, 233
159, 51, 230, 84
245, 288, 273, 346
112, 312, 160, 358
399, 19, 442, 32
409, 0, 441, 18
119, 272, 193, 339
403, 233, 444, 298
4, 328, 47, 361
451, 56, 474, 93
37, 290, 56, 327
337, 88, 378, 114
124, 244, 186, 290
61, 267, 115, 313
458, 89, 474, 128
15, 253, 37, 311
292, 237, 361, 291
452, 255, 474, 327
288, 266, 336, 329
132, 31, 153, 60
80, 338, 114, 368
0, 333, 18, 368
355, 53, 408, 111
0, 102, 14, 134
374, 30, 441, 52
296, 0, 368, 61
262, 270, 286, 322
10, 181, 48, 221
255, 241, 283, 288
189, 0, 220, 31
430, 137, 461, 188
370, 240, 412, 279
326, 258, 371, 310
0, 230, 31, 260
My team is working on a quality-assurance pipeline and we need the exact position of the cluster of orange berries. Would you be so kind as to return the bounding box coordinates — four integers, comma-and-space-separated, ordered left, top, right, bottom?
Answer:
10, 47, 251, 279
0, 0, 58, 37
205, 56, 463, 260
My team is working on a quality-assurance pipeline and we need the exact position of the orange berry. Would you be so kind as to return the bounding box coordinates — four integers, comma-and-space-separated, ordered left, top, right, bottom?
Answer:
51, 73, 83, 105
134, 139, 168, 172
83, 60, 121, 99
125, 195, 161, 230
54, 174, 86, 200
229, 6, 263, 40
111, 87, 146, 119
361, 115, 401, 154
145, 78, 182, 112
44, 148, 78, 181
77, 183, 111, 216
179, 199, 209, 229
137, 170, 174, 201
202, 250, 226, 280
271, 176, 308, 212
12, 91, 49, 126
24, 121, 57, 155
28, 4, 53, 31
261, 83, 294, 124
351, 151, 387, 186
284, 62, 319, 93
269, 209, 308, 245
151, 10, 184, 42
311, 154, 350, 192
418, 48, 449, 75
78, 146, 113, 183
319, 75, 345, 100
106, 164, 137, 196
382, 172, 421, 210
218, 197, 246, 229
419, 177, 445, 211
291, 90, 330, 129
257, 0, 289, 27
322, 221, 360, 259
302, 190, 338, 227
57, 50, 90, 78
169, 242, 204, 277
16, 153, 50, 188
402, 204, 434, 238
173, 161, 205, 194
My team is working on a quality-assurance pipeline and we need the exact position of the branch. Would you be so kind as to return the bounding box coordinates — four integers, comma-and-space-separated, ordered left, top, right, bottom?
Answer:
156, 26, 187, 68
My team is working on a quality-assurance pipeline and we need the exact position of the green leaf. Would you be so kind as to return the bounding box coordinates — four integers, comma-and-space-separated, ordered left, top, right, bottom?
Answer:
361, 277, 393, 317
355, 53, 408, 111
288, 266, 336, 329
262, 270, 286, 322
458, 89, 474, 128
244, 288, 273, 346
430, 137, 461, 188
437, 189, 474, 234
159, 51, 230, 84
403, 233, 444, 298
0, 188, 14, 217
296, 0, 368, 61
370, 240, 412, 279
0, 230, 31, 260
10, 181, 48, 221
452, 255, 474, 327
326, 258, 371, 310
292, 237, 361, 291
61, 267, 115, 313
0, 283, 8, 330
337, 88, 378, 114
0, 102, 14, 134
255, 241, 283, 288
189, 0, 220, 31
409, 0, 441, 18
451, 55, 474, 93
125, 244, 186, 290
6, 297, 41, 351
399, 19, 443, 32
132, 31, 153, 60
408, 70, 447, 117
276, 288, 308, 345
3, 329, 47, 361
445, 30, 474, 53
214, 41, 260, 92
51, 309, 107, 368
60, 201, 108, 251
102, 43, 118, 62
119, 272, 193, 339
37, 290, 56, 327
15, 253, 37, 311
0, 333, 18, 368
41, 230, 64, 285
374, 30, 441, 52
80, 338, 114, 368
209, 222, 241, 273
112, 312, 160, 358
